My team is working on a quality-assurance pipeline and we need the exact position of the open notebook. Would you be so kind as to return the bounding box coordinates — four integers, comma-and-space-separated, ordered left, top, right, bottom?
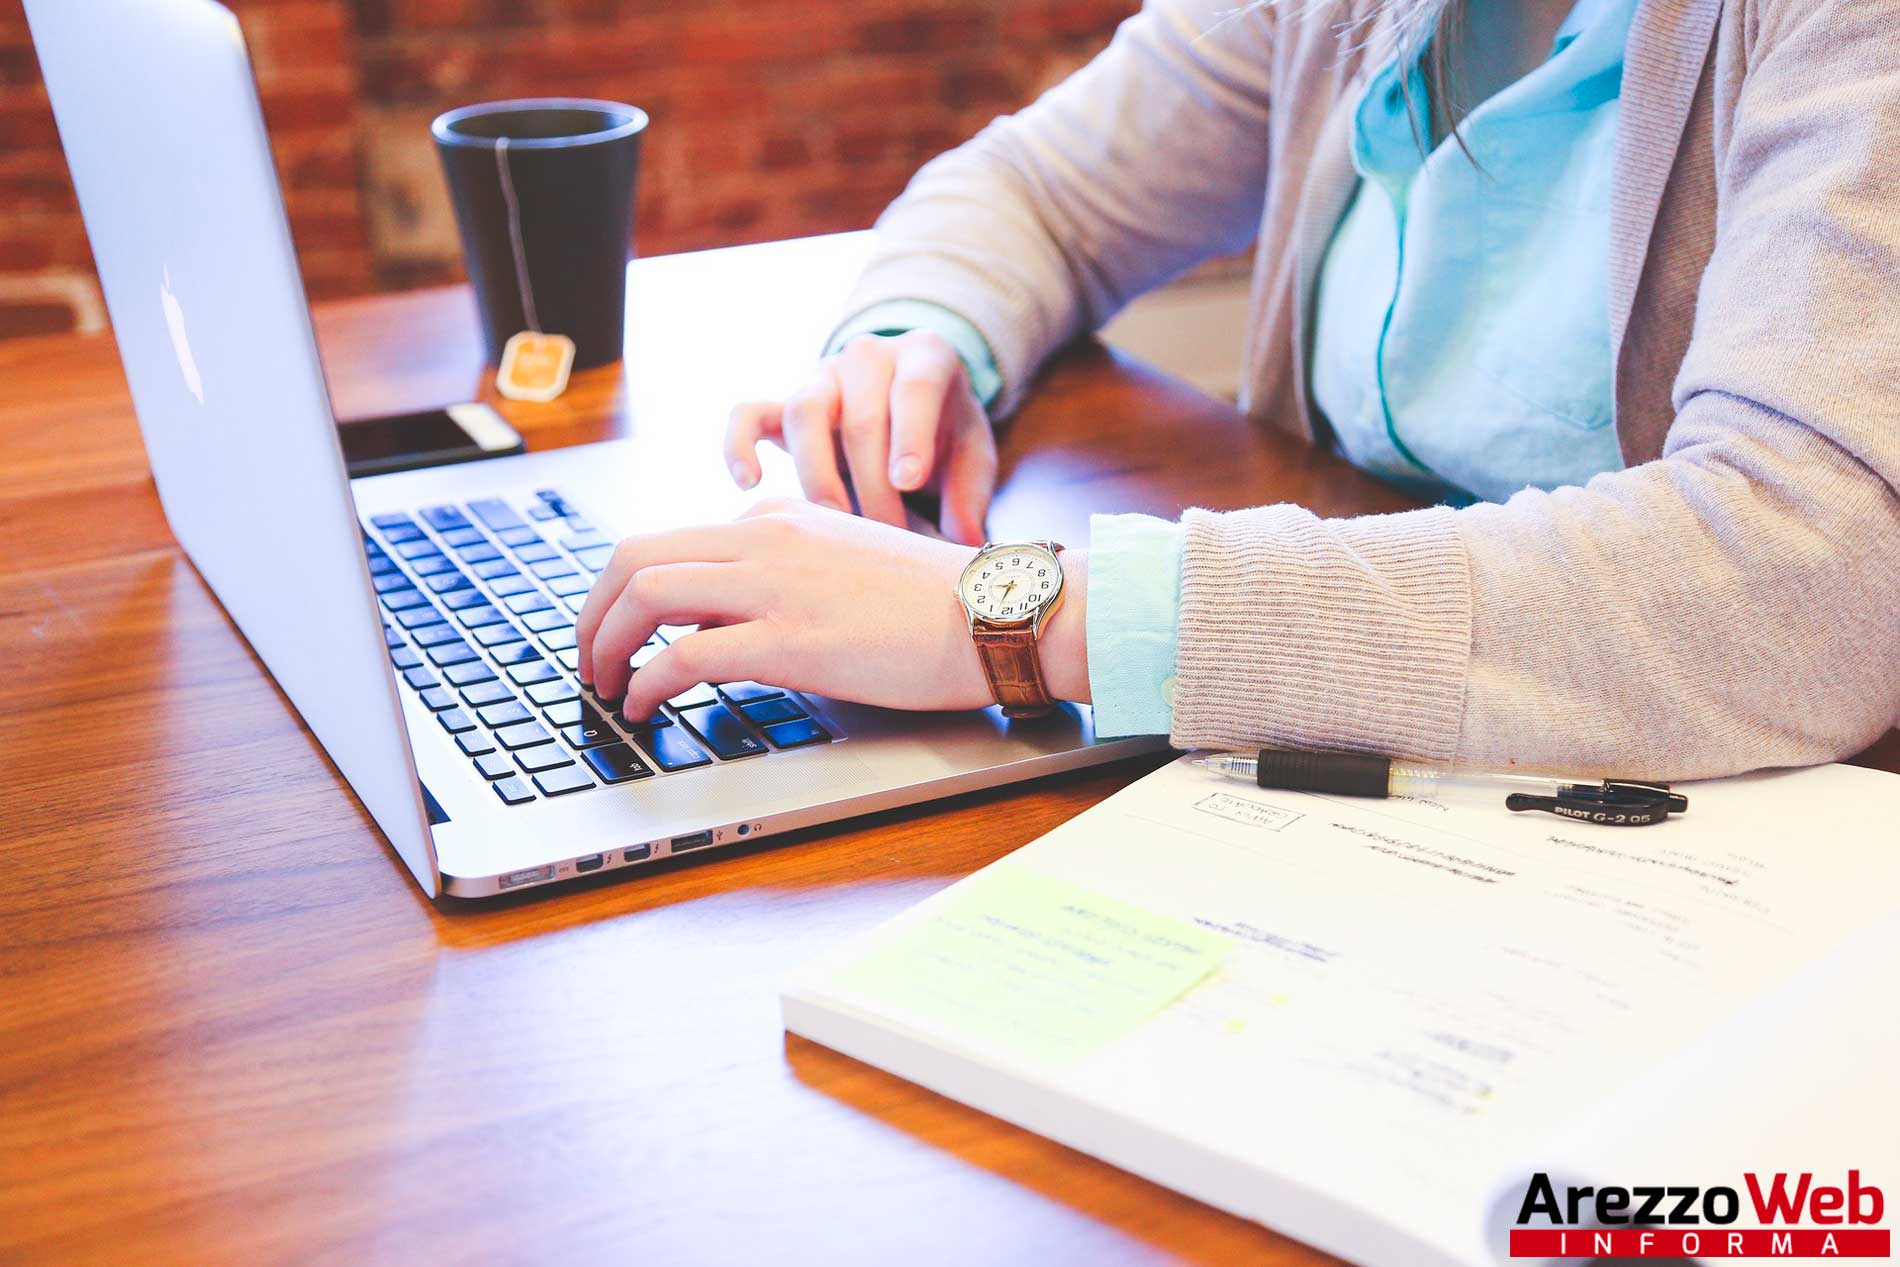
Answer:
783, 755, 1900, 1266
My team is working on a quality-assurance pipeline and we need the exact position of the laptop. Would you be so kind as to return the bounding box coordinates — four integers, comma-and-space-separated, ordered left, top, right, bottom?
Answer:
24, 0, 1163, 899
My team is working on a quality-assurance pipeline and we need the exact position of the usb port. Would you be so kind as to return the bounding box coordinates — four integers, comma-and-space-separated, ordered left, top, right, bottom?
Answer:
575, 854, 604, 873
670, 830, 715, 852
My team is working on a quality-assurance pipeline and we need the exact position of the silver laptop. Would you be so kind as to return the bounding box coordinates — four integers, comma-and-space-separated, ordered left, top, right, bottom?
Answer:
26, 0, 1162, 898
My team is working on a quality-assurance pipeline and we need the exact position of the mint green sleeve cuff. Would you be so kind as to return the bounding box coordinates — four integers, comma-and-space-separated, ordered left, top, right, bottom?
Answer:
825, 300, 1004, 413
1085, 512, 1186, 738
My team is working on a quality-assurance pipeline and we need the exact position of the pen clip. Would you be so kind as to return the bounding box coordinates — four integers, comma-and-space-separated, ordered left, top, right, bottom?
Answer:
1505, 780, 1686, 827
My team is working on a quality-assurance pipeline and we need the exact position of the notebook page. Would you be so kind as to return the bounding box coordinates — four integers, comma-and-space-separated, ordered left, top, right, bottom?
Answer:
787, 757, 1900, 1267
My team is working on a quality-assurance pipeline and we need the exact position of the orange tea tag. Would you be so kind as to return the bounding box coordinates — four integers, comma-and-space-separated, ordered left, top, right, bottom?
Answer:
496, 331, 576, 402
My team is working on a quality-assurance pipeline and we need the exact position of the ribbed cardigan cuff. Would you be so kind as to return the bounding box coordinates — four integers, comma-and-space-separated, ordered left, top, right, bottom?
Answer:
1169, 503, 1473, 760
825, 259, 1058, 421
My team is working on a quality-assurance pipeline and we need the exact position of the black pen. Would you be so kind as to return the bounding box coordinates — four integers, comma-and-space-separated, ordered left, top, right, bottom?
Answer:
1192, 749, 1687, 826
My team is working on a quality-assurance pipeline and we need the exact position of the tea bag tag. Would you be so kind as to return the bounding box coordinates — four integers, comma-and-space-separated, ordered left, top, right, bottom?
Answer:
496, 330, 575, 402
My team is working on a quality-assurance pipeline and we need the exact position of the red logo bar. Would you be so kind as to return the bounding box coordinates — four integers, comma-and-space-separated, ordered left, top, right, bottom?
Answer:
1509, 1228, 1892, 1257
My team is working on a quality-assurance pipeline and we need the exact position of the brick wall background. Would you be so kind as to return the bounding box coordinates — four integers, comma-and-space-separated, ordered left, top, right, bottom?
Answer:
0, 0, 1134, 339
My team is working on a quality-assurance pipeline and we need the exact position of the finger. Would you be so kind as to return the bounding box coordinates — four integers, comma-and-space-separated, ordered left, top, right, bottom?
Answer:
780, 367, 851, 513
938, 403, 998, 546
621, 623, 775, 723
723, 401, 783, 490
887, 335, 958, 492
587, 562, 759, 702
833, 345, 906, 527
577, 527, 754, 685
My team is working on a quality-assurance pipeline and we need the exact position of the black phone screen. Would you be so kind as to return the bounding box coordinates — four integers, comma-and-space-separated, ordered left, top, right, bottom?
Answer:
338, 405, 524, 477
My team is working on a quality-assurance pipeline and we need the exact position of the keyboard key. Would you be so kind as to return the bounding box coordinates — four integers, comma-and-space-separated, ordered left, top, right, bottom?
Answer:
582, 743, 653, 784
372, 570, 411, 594
412, 622, 463, 648
763, 717, 831, 748
424, 571, 471, 593
573, 544, 614, 572
561, 515, 591, 533
523, 611, 572, 635
615, 706, 672, 731
533, 766, 593, 796
474, 752, 515, 779
505, 591, 553, 615
557, 648, 581, 671
495, 720, 553, 750
718, 681, 784, 705
493, 642, 542, 667
404, 667, 442, 691
461, 680, 515, 707
427, 641, 480, 667
474, 559, 521, 582
467, 497, 525, 532
680, 706, 767, 760
395, 539, 441, 561
441, 526, 485, 548
561, 593, 587, 613
668, 682, 719, 709
558, 710, 618, 749
437, 708, 475, 734
395, 604, 447, 630
544, 700, 584, 726
417, 685, 454, 711
411, 554, 457, 577
441, 587, 490, 611
539, 626, 578, 652
492, 776, 536, 805
381, 523, 425, 544
497, 525, 541, 547
382, 622, 404, 647
443, 661, 497, 687
477, 700, 534, 728
560, 529, 609, 552
422, 505, 471, 531
457, 730, 497, 757
390, 645, 423, 670
515, 744, 575, 774
369, 512, 414, 530
527, 679, 579, 706
456, 542, 502, 564
740, 696, 805, 726
546, 573, 592, 598
629, 641, 665, 671
456, 605, 507, 629
637, 726, 711, 771
488, 573, 533, 596
381, 588, 428, 611
508, 660, 560, 686
530, 558, 578, 581
513, 541, 558, 563
474, 624, 524, 648
369, 554, 400, 577
528, 504, 561, 522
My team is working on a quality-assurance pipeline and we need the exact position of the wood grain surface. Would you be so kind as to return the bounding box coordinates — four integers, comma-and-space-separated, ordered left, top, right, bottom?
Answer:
2, 235, 1892, 1267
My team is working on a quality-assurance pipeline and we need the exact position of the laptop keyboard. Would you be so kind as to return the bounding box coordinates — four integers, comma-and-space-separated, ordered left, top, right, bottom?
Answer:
364, 488, 836, 806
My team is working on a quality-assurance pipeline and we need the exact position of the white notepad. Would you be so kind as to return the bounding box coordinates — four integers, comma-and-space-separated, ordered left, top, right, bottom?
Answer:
783, 755, 1900, 1266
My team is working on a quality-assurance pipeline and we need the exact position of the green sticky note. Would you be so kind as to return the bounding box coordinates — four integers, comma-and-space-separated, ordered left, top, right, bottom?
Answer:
831, 865, 1232, 1066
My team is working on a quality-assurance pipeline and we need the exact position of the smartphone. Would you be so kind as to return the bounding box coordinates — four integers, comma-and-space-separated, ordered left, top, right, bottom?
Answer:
338, 403, 526, 478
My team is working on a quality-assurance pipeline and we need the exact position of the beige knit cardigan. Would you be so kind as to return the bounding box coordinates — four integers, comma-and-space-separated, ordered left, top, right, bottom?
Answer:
836, 0, 1900, 777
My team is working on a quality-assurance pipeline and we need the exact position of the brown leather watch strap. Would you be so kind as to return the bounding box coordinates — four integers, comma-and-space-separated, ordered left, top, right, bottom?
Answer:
971, 623, 1055, 718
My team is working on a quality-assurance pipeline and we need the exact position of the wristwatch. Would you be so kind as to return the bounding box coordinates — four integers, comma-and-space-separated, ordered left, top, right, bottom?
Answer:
955, 540, 1067, 719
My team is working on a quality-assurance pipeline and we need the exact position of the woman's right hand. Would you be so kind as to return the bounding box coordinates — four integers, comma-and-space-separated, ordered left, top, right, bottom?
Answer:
722, 329, 997, 546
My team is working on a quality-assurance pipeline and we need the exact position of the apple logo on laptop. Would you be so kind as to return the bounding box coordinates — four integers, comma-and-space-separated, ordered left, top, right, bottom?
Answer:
161, 267, 205, 405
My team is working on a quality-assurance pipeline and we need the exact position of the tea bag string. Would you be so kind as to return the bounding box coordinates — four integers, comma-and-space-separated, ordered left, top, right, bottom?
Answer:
493, 136, 541, 335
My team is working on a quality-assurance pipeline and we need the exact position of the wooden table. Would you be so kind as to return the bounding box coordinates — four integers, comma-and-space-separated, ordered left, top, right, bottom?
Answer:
3, 234, 1894, 1266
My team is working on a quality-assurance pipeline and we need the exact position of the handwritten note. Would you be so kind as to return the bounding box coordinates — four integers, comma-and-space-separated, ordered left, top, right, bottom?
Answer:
832, 865, 1232, 1066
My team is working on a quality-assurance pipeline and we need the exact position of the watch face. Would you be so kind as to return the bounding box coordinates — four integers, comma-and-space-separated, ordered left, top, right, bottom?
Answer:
959, 543, 1062, 623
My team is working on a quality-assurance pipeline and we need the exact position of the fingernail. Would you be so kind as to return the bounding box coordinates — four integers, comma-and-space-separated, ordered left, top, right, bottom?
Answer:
730, 461, 756, 490
891, 455, 922, 488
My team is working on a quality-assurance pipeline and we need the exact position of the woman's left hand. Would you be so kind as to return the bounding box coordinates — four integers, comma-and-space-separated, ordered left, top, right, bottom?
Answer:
575, 498, 1090, 723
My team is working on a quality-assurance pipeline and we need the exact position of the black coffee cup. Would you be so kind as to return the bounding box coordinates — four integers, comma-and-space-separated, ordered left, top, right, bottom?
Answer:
432, 99, 647, 370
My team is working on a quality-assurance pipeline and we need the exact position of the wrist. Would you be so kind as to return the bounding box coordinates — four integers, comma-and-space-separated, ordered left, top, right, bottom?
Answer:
1043, 548, 1090, 703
